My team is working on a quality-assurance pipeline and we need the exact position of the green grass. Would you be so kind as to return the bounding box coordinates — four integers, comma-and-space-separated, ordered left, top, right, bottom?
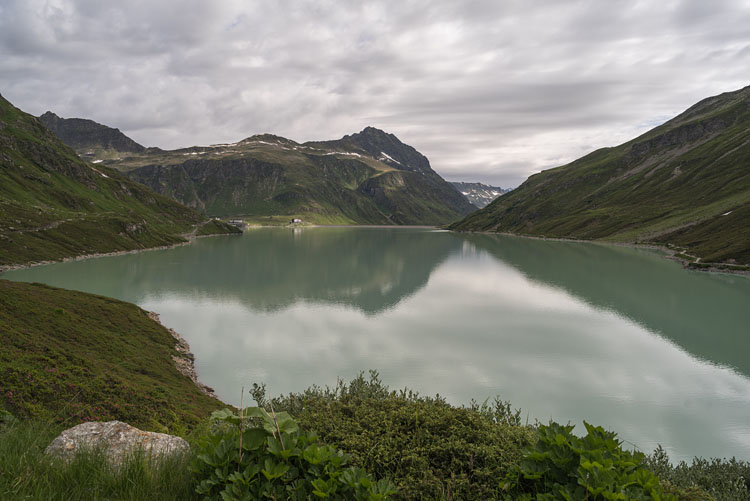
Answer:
0, 419, 199, 500
450, 86, 750, 265
194, 219, 243, 236
1, 366, 746, 500
0, 94, 216, 268
0, 280, 223, 432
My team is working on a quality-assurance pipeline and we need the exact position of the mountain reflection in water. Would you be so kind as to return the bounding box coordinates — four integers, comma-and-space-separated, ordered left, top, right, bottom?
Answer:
4, 228, 750, 461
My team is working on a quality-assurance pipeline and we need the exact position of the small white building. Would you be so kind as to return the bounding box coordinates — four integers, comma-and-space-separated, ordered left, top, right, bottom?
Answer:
290, 218, 303, 224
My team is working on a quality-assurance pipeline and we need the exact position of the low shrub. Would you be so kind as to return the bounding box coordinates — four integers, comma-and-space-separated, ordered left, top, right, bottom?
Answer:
505, 420, 675, 500
192, 406, 396, 500
256, 371, 537, 500
647, 445, 750, 501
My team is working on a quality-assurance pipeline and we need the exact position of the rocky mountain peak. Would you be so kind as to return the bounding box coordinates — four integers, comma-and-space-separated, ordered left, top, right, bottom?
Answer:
38, 112, 145, 154
340, 126, 433, 174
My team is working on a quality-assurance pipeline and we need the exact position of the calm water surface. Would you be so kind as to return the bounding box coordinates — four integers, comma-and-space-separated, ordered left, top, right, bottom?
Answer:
4, 228, 750, 461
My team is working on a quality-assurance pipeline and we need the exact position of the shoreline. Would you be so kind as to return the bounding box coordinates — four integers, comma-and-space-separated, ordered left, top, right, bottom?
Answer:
456, 230, 750, 277
243, 223, 439, 229
3, 224, 746, 277
146, 311, 221, 401
0, 241, 190, 274
0, 230, 240, 274
307, 224, 438, 229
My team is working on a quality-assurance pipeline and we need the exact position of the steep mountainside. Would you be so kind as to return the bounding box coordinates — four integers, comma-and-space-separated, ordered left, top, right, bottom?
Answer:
0, 94, 232, 268
38, 111, 146, 160
45, 118, 475, 224
451, 86, 750, 265
450, 182, 509, 208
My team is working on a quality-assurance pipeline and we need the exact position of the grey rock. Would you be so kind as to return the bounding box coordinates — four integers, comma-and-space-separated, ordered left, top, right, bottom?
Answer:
147, 311, 216, 397
46, 421, 189, 464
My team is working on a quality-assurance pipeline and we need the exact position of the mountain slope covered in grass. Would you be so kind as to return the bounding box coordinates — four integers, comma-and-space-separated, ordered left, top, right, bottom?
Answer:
42, 116, 476, 224
0, 94, 237, 268
451, 86, 750, 265
0, 279, 222, 431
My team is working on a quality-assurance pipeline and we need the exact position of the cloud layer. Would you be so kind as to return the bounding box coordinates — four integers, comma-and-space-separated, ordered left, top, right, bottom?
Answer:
2, 0, 749, 187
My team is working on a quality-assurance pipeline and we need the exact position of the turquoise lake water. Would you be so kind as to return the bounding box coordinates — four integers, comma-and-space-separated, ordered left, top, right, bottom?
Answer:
4, 227, 750, 461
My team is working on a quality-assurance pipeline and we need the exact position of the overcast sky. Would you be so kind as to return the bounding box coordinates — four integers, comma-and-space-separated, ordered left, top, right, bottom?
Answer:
1, 0, 748, 187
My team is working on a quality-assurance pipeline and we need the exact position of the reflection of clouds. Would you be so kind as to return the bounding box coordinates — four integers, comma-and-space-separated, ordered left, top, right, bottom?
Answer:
143, 250, 750, 462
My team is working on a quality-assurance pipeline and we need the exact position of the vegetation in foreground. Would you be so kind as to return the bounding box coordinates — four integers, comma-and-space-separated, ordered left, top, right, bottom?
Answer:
0, 417, 197, 500
505, 421, 672, 500
1, 278, 748, 499
192, 407, 395, 499
2, 373, 750, 499
254, 373, 535, 499
0, 280, 222, 432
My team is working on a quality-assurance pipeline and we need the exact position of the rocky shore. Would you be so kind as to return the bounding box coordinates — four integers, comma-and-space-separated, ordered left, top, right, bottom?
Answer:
146, 311, 218, 400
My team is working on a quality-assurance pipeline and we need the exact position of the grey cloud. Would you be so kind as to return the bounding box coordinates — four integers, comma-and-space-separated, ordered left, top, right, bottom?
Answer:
2, 0, 749, 188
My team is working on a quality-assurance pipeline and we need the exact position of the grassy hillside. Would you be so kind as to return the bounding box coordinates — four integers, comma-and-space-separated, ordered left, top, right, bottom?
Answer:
451, 86, 750, 265
43, 118, 476, 224
0, 94, 238, 268
0, 280, 222, 431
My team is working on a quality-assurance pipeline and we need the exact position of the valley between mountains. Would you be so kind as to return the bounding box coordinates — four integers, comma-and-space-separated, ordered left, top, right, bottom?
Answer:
40, 112, 476, 226
35, 85, 749, 269
2, 84, 750, 501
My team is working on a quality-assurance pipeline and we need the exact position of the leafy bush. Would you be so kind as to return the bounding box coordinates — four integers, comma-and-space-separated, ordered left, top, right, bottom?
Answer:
255, 371, 537, 500
0, 409, 16, 428
506, 421, 675, 500
647, 445, 749, 501
191, 406, 396, 500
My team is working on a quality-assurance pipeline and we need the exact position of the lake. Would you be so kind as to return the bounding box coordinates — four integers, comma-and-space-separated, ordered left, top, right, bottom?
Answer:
3, 227, 750, 462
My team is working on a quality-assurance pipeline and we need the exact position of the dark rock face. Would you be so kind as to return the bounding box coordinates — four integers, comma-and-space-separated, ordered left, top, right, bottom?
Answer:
39, 112, 145, 153
339, 126, 433, 174
626, 116, 729, 163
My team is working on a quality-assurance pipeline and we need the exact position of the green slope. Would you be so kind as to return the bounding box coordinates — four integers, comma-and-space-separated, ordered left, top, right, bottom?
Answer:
43, 119, 476, 224
0, 279, 222, 431
451, 86, 750, 265
0, 94, 236, 268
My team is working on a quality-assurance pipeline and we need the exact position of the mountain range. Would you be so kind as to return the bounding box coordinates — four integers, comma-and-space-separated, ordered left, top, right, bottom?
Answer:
38, 114, 476, 225
451, 86, 750, 266
449, 182, 509, 208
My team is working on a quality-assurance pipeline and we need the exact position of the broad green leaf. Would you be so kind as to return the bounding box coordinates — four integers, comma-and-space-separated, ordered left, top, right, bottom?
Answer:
241, 428, 267, 451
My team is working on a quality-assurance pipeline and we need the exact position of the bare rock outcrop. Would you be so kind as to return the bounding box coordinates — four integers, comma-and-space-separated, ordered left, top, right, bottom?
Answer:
45, 421, 188, 465
147, 311, 216, 397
